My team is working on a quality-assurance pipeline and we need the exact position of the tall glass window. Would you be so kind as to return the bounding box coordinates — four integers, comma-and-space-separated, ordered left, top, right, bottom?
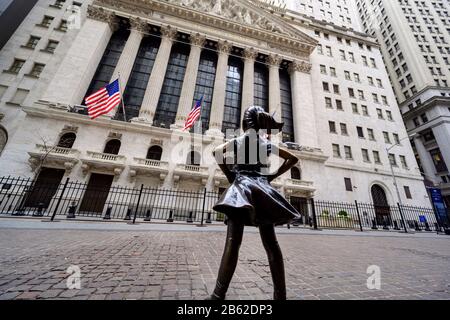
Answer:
84, 29, 130, 99
191, 50, 217, 133
116, 35, 160, 121
153, 43, 190, 128
222, 57, 243, 133
280, 69, 295, 142
254, 62, 269, 112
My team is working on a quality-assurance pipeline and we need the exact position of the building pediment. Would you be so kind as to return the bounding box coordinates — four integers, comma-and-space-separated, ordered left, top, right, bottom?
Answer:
92, 0, 317, 58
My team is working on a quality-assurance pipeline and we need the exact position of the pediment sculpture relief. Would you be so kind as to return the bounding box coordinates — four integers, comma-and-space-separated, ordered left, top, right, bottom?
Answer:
175, 0, 289, 35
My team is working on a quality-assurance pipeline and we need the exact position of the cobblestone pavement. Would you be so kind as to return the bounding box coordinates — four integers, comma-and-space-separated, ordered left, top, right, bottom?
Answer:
0, 219, 449, 300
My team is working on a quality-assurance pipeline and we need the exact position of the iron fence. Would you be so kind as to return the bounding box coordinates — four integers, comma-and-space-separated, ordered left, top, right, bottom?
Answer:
0, 176, 446, 232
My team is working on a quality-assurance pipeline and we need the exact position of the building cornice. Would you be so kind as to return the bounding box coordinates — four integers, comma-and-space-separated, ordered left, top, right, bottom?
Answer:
325, 162, 424, 181
399, 86, 450, 109
91, 0, 318, 59
402, 96, 450, 120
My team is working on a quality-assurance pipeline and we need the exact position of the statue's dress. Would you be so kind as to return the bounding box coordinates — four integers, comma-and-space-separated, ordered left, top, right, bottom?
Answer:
214, 133, 301, 226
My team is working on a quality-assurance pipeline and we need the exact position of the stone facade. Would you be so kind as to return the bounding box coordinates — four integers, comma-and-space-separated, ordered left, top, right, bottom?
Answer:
0, 0, 431, 207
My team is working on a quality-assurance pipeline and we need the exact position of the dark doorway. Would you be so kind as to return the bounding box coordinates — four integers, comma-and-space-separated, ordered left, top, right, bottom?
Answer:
23, 168, 65, 209
58, 132, 76, 149
104, 139, 121, 155
371, 184, 391, 225
79, 174, 114, 214
146, 146, 163, 161
290, 197, 308, 225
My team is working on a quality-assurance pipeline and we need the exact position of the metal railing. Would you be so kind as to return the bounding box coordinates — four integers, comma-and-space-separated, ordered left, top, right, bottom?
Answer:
0, 176, 446, 233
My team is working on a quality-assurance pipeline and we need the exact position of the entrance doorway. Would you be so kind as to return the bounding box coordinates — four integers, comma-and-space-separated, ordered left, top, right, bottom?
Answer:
371, 184, 391, 225
23, 168, 65, 209
290, 196, 309, 225
79, 173, 114, 214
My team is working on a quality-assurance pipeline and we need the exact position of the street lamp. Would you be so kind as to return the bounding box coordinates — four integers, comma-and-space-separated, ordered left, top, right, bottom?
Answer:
385, 133, 418, 207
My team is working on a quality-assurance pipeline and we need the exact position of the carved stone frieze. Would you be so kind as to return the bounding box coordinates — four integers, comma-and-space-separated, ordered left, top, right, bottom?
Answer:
288, 60, 312, 74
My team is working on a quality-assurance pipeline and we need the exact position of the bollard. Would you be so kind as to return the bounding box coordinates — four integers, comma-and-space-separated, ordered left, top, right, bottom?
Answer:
33, 203, 45, 217
206, 212, 212, 224
167, 210, 174, 223
103, 207, 112, 220
424, 222, 431, 232
371, 219, 378, 230
67, 201, 77, 219
144, 208, 152, 222
187, 211, 194, 223
393, 220, 400, 230
414, 221, 421, 231
124, 208, 132, 221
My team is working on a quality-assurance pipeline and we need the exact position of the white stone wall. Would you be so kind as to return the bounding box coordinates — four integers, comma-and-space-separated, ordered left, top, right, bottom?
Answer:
0, 0, 432, 208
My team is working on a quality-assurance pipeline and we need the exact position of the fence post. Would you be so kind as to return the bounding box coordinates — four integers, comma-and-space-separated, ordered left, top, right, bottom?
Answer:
311, 199, 318, 230
397, 203, 408, 233
50, 178, 70, 222
200, 188, 207, 227
354, 200, 363, 232
132, 184, 144, 224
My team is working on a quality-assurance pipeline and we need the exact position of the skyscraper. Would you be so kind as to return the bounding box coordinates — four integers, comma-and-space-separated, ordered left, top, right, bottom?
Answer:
356, 0, 450, 207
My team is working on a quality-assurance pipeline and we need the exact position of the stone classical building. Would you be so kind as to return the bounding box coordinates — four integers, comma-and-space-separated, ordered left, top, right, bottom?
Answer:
0, 0, 432, 218
356, 0, 450, 207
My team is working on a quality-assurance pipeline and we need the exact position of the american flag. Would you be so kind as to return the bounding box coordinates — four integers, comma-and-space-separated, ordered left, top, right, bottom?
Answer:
85, 79, 121, 120
183, 96, 203, 131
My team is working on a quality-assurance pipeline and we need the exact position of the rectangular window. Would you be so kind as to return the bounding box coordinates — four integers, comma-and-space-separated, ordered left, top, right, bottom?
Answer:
362, 149, 370, 162
336, 99, 343, 110
368, 128, 375, 140
8, 88, 29, 105
357, 126, 365, 138
39, 15, 54, 28
389, 153, 397, 166
344, 178, 353, 192
404, 186, 412, 199
56, 19, 68, 32
400, 155, 408, 169
28, 63, 45, 78
323, 82, 330, 92
332, 144, 341, 158
320, 65, 327, 74
330, 67, 336, 77
393, 133, 400, 145
348, 88, 355, 98
361, 105, 369, 116
344, 146, 353, 160
383, 132, 391, 144
7, 59, 25, 74
377, 109, 384, 119
24, 36, 40, 49
325, 97, 332, 109
373, 151, 381, 164
340, 123, 348, 135
352, 103, 358, 114
44, 40, 59, 53
329, 121, 336, 133
386, 110, 393, 121
333, 84, 340, 94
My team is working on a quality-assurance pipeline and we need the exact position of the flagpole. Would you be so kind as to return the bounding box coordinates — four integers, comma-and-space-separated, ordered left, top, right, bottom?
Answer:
117, 73, 127, 122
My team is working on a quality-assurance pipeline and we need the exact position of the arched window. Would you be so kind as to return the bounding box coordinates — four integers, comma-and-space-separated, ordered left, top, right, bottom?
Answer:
0, 127, 7, 155
103, 139, 121, 155
146, 146, 162, 161
186, 151, 201, 166
291, 167, 301, 180
57, 132, 76, 149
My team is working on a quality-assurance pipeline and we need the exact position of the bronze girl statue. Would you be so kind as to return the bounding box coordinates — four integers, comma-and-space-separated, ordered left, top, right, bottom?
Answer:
209, 106, 300, 300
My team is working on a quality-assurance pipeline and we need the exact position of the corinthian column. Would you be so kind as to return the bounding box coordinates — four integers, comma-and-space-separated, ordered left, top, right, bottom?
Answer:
288, 60, 319, 148
206, 40, 232, 136
241, 48, 257, 121
41, 6, 118, 105
108, 18, 147, 117
267, 54, 282, 123
136, 25, 177, 123
173, 33, 206, 129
